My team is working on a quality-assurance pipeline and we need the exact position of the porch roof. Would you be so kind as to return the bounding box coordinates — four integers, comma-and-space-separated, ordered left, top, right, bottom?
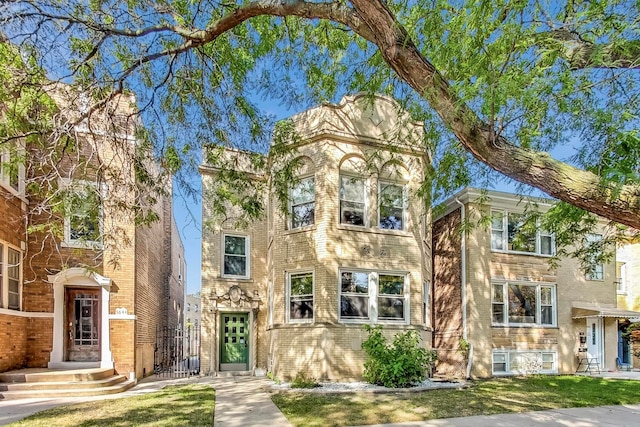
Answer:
571, 303, 640, 320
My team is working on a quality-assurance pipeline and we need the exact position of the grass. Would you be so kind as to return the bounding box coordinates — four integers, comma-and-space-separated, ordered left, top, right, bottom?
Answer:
272, 376, 640, 427
7, 384, 214, 427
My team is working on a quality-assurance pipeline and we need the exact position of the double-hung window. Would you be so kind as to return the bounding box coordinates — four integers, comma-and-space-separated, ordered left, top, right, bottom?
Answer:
63, 183, 103, 247
492, 282, 556, 326
222, 234, 250, 278
378, 182, 405, 230
0, 242, 22, 310
287, 271, 314, 322
340, 175, 366, 226
585, 234, 604, 281
339, 270, 408, 323
290, 176, 315, 229
0, 144, 24, 194
491, 210, 554, 256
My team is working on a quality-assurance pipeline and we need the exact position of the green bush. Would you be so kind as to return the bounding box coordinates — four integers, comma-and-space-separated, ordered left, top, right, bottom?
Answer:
290, 371, 319, 389
361, 325, 437, 388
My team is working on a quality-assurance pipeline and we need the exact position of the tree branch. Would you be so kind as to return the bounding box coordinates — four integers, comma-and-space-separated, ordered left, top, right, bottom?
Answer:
538, 30, 640, 69
349, 0, 640, 229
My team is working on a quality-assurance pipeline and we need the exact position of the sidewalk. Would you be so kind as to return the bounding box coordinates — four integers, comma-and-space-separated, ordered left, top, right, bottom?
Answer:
357, 404, 640, 426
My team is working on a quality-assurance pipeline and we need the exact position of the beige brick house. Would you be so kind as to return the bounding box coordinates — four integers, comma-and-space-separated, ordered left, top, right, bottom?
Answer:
200, 94, 432, 381
433, 187, 640, 377
616, 243, 640, 368
0, 88, 185, 383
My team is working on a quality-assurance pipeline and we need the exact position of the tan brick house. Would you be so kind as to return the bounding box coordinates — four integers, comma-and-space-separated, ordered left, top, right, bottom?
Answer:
0, 88, 185, 383
616, 243, 640, 368
433, 187, 640, 377
200, 94, 432, 381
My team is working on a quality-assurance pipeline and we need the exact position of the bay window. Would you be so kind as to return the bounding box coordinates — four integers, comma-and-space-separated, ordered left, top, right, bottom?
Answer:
340, 269, 408, 323
340, 175, 366, 226
378, 182, 405, 230
287, 271, 314, 322
290, 176, 315, 229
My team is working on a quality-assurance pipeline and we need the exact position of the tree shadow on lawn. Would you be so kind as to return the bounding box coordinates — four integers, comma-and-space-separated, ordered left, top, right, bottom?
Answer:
9, 384, 215, 427
273, 376, 640, 427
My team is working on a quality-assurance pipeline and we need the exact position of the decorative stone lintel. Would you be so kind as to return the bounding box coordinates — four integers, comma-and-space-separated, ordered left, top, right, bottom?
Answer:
209, 285, 261, 312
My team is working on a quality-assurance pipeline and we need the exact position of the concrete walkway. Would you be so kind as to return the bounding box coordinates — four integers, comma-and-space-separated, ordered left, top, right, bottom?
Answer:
1, 373, 640, 426
357, 404, 640, 426
211, 376, 291, 427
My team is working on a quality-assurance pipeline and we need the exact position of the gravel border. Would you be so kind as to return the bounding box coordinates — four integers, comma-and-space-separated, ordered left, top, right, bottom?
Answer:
269, 378, 469, 394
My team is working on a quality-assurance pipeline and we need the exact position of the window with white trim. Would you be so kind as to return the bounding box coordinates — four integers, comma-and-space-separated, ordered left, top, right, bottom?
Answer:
63, 183, 103, 247
492, 282, 556, 326
492, 350, 557, 375
491, 210, 554, 255
222, 234, 250, 278
339, 175, 366, 226
339, 270, 408, 323
0, 242, 22, 310
616, 262, 627, 294
378, 181, 406, 230
0, 144, 24, 194
287, 271, 314, 322
290, 176, 315, 229
585, 234, 604, 281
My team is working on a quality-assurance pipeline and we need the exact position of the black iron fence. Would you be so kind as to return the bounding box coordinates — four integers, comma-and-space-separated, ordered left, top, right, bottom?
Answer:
154, 325, 201, 378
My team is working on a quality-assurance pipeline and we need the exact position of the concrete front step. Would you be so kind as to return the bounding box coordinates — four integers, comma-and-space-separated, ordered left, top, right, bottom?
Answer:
0, 374, 127, 391
0, 377, 136, 400
0, 367, 115, 384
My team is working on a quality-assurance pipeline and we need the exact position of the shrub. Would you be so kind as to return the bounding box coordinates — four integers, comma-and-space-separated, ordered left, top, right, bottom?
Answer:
361, 325, 437, 388
290, 372, 319, 389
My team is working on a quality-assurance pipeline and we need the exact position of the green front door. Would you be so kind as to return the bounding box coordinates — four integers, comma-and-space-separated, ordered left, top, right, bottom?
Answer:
220, 313, 249, 371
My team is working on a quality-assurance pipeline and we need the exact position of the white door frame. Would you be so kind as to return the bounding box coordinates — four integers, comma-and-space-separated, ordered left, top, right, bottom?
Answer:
586, 316, 604, 368
47, 268, 113, 369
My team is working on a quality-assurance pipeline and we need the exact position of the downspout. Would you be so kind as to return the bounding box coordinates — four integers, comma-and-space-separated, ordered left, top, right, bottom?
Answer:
454, 197, 472, 378
454, 197, 467, 340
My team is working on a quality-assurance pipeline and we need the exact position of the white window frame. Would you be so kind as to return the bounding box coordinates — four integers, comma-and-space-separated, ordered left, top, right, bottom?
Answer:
221, 233, 250, 279
0, 144, 25, 195
0, 241, 22, 311
339, 174, 368, 227
286, 270, 314, 323
490, 210, 555, 256
338, 268, 409, 324
62, 180, 104, 249
378, 181, 407, 231
491, 281, 557, 327
617, 262, 627, 294
585, 234, 604, 281
492, 350, 558, 375
289, 175, 315, 229
268, 280, 274, 327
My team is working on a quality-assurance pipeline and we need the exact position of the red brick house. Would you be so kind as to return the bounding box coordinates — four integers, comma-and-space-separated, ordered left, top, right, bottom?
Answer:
0, 87, 185, 389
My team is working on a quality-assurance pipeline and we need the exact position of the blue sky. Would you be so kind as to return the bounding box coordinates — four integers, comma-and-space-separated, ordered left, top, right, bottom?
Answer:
174, 99, 294, 296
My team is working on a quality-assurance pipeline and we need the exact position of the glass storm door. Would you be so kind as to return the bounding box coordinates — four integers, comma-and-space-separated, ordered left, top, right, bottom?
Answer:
66, 288, 100, 362
220, 313, 249, 371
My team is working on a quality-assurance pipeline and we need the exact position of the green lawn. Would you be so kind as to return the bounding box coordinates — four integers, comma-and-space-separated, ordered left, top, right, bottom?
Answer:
272, 376, 640, 427
7, 384, 214, 427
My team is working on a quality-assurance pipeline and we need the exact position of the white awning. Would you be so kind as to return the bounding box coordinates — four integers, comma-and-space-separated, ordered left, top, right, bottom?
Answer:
572, 303, 640, 320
